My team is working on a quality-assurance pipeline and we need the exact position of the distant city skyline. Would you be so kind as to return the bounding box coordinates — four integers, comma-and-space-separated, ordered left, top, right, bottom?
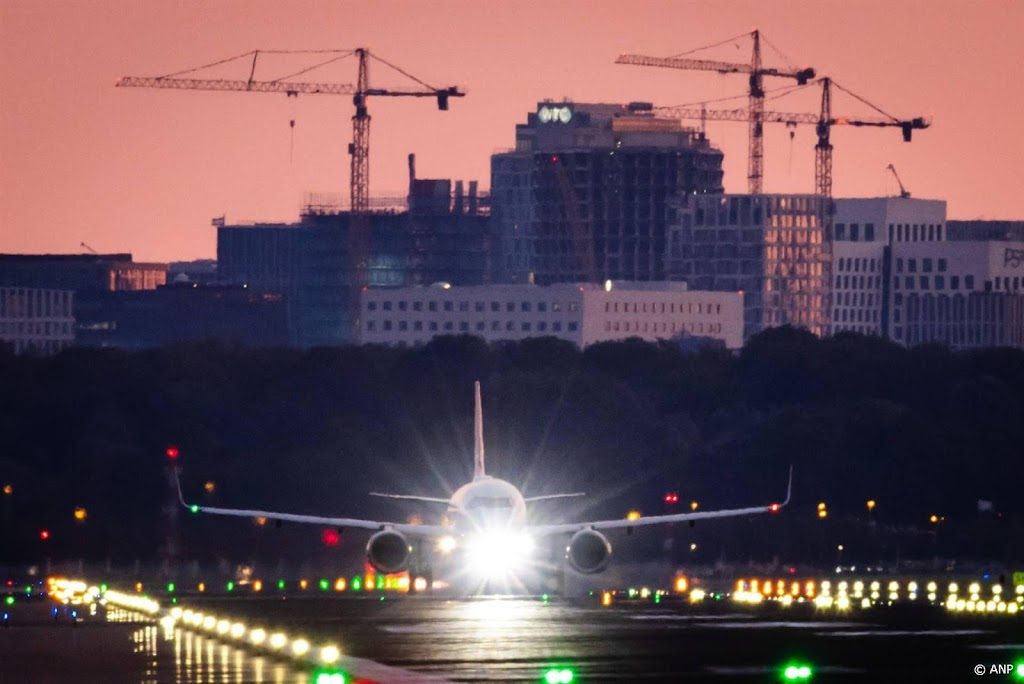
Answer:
2, 0, 1022, 262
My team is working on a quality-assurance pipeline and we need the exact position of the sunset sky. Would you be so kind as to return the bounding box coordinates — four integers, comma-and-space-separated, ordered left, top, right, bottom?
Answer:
2, 0, 1022, 262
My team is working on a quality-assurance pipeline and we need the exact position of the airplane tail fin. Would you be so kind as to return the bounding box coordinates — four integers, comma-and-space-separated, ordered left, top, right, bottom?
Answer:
473, 380, 485, 480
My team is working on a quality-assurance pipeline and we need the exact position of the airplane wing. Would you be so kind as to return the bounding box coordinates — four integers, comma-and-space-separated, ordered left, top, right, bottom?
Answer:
173, 469, 449, 538
525, 466, 792, 537
369, 492, 451, 504
524, 492, 586, 503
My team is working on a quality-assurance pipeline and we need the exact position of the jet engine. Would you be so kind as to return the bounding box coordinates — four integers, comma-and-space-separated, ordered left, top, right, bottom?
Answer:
366, 529, 412, 574
565, 528, 612, 574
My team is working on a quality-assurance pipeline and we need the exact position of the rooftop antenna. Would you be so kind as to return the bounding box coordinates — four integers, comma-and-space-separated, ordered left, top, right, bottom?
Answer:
81, 242, 98, 254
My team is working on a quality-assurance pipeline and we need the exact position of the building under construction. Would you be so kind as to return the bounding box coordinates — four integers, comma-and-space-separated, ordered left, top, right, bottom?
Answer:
490, 101, 725, 286
217, 156, 494, 347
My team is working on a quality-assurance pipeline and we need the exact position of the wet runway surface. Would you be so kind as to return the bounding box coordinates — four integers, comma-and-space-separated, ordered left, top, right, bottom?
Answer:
3, 591, 1024, 682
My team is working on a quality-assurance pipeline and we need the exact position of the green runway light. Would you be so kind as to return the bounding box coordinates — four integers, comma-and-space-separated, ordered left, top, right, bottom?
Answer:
313, 670, 347, 684
4, 596, 14, 606
319, 579, 329, 591
543, 668, 574, 683
278, 579, 286, 590
190, 505, 199, 514
542, 594, 549, 604
1015, 663, 1024, 679
782, 663, 813, 680
226, 581, 234, 592
167, 582, 175, 593
352, 577, 362, 591
99, 584, 108, 593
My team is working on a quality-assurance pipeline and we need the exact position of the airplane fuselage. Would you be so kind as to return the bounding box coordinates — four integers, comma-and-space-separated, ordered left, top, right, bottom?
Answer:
447, 475, 527, 536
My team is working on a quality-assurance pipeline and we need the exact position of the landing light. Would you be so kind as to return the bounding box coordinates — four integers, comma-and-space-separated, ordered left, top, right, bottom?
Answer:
438, 536, 457, 554
467, 531, 534, 576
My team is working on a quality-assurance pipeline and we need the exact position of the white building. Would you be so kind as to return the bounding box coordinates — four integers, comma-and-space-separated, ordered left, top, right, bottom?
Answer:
0, 287, 75, 354
831, 197, 947, 337
891, 241, 1024, 347
359, 281, 744, 349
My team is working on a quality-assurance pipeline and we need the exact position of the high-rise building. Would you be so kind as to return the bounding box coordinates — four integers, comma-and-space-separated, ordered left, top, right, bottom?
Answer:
490, 101, 724, 286
666, 193, 831, 339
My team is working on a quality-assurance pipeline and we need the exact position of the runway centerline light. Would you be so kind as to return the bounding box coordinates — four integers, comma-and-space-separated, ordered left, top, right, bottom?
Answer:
782, 663, 813, 680
314, 672, 347, 684
543, 667, 575, 683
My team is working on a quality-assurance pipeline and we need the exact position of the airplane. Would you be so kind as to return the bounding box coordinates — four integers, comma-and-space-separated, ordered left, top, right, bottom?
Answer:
173, 381, 791, 589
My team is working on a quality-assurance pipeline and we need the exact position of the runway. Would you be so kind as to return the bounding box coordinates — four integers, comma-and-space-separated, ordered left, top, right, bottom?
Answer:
4, 583, 1024, 682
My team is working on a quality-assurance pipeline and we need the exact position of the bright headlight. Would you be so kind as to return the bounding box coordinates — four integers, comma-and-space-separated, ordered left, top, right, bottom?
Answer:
467, 531, 534, 576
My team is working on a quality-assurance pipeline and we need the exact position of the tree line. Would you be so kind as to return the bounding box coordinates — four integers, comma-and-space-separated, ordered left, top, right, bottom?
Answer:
2, 327, 1023, 568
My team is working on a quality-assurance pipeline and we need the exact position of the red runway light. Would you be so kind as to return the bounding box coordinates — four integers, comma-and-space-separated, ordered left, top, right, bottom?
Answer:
165, 446, 179, 460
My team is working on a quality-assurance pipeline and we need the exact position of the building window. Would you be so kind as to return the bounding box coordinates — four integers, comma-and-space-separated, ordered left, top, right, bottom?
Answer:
923, 258, 933, 273
398, 301, 407, 311
444, 321, 454, 331
459, 321, 469, 331
491, 301, 500, 312
935, 275, 944, 290
835, 223, 846, 240
850, 224, 859, 241
865, 223, 875, 241
938, 258, 947, 272
444, 301, 454, 312
538, 321, 547, 331
366, 321, 376, 331
567, 322, 578, 332
367, 301, 377, 311
491, 321, 500, 331
522, 322, 531, 331
965, 275, 975, 289
413, 301, 422, 311
950, 275, 959, 290
908, 258, 916, 273
383, 301, 392, 311
414, 321, 423, 331
383, 320, 392, 330
538, 301, 547, 312
568, 302, 579, 312
398, 320, 408, 331
474, 301, 484, 312
506, 302, 514, 312
552, 322, 562, 332
906, 277, 914, 290
506, 321, 514, 331
429, 302, 437, 312
552, 302, 562, 312
459, 301, 469, 312
920, 276, 929, 290
521, 302, 531, 312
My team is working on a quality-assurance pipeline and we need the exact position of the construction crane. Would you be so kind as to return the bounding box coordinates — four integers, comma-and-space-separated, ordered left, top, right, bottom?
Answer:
629, 78, 930, 205
116, 48, 464, 214
118, 49, 464, 337
887, 164, 911, 198
616, 29, 815, 195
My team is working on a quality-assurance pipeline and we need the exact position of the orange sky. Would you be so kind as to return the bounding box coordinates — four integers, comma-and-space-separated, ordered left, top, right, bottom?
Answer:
2, 0, 1022, 262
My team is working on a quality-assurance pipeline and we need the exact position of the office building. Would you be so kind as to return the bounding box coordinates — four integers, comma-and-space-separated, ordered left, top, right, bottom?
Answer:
666, 193, 831, 338
491, 101, 724, 285
359, 280, 743, 350
0, 287, 75, 355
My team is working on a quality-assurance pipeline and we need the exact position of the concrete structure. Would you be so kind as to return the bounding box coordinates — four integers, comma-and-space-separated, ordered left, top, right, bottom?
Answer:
666, 193, 831, 339
0, 287, 75, 355
358, 281, 744, 350
490, 101, 724, 285
0, 253, 166, 292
